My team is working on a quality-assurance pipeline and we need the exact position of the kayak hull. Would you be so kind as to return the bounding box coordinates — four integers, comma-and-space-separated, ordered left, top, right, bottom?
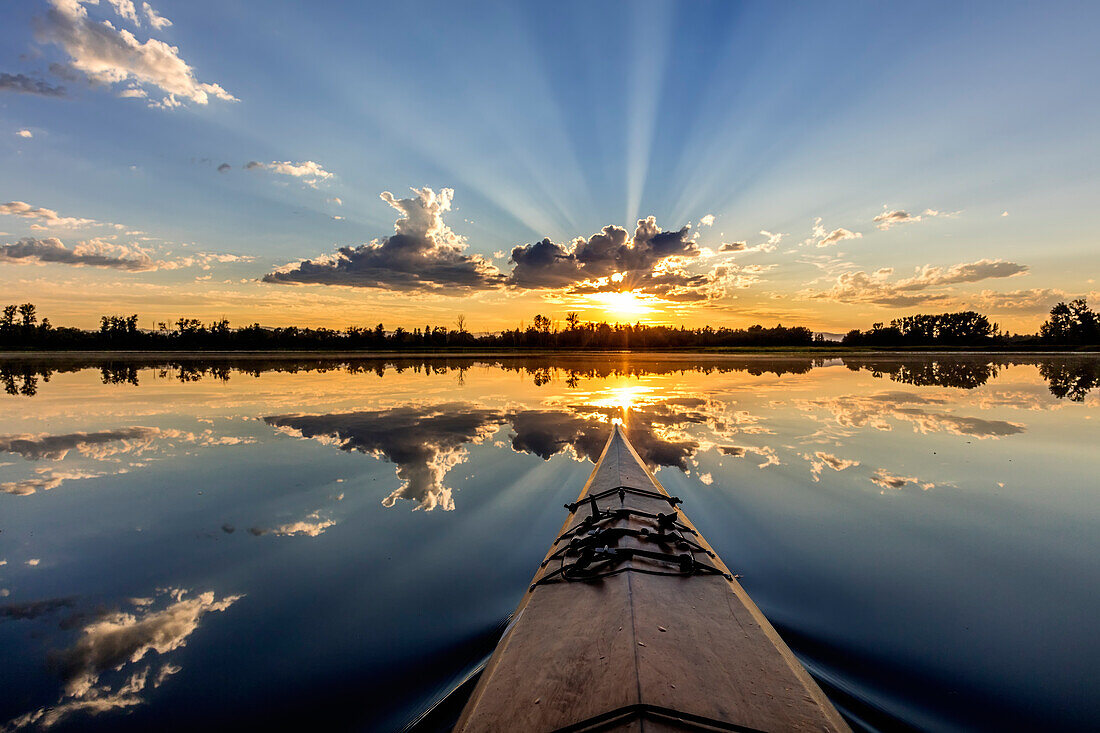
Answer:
455, 424, 848, 732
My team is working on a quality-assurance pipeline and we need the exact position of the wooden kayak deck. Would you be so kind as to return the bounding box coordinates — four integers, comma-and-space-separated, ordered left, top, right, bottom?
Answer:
454, 424, 849, 732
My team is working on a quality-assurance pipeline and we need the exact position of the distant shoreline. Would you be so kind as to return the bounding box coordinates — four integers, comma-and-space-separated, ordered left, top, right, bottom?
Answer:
0, 347, 1096, 360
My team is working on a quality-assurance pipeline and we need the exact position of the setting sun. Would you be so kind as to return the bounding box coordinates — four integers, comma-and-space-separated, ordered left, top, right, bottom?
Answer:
589, 291, 654, 318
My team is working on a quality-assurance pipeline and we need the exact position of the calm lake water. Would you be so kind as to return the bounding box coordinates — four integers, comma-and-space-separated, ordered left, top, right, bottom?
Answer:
1, 354, 1098, 731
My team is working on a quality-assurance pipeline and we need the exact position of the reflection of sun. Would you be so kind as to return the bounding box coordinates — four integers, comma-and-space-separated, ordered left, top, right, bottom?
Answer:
590, 384, 653, 415
590, 291, 653, 318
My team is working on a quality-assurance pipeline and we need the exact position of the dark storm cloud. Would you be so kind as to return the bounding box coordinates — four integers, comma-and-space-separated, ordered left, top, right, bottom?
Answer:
262, 187, 505, 292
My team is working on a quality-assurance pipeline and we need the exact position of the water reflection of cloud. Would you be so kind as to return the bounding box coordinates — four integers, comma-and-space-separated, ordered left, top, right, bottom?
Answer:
1, 469, 104, 496
802, 451, 860, 481
870, 469, 935, 492
248, 511, 337, 537
5, 589, 241, 731
799, 391, 1025, 439
0, 427, 254, 463
0, 428, 162, 460
264, 396, 769, 509
265, 404, 505, 511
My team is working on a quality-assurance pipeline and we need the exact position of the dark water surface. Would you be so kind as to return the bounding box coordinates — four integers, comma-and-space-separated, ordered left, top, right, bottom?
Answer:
1, 354, 1097, 731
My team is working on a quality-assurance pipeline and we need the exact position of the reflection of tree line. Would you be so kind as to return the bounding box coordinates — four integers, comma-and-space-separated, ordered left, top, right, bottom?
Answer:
844, 357, 1100, 401
3, 355, 1099, 401
1037, 359, 1100, 402
843, 359, 1002, 390
0, 356, 825, 396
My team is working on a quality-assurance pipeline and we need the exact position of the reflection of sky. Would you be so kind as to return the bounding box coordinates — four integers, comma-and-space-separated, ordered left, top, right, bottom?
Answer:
0, 357, 1098, 730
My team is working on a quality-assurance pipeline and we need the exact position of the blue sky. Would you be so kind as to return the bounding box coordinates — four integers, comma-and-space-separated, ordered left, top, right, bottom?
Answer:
1, 0, 1098, 331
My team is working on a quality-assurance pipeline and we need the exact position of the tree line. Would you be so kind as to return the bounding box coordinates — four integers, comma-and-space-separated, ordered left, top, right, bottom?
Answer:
0, 304, 816, 350
1, 300, 1097, 352
841, 300, 1100, 347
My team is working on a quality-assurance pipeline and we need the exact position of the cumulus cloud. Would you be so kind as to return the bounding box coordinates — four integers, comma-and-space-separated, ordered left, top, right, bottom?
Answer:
0, 72, 66, 97
216, 163, 230, 173
263, 187, 504, 293
1, 201, 98, 228
244, 160, 333, 188
719, 241, 746, 252
16, 129, 33, 138
508, 217, 724, 302
0, 237, 156, 270
34, 0, 236, 108
803, 258, 1028, 306
0, 237, 250, 272
698, 214, 715, 227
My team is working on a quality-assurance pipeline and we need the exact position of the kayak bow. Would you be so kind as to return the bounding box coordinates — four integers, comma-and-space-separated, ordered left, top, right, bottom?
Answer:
455, 423, 849, 732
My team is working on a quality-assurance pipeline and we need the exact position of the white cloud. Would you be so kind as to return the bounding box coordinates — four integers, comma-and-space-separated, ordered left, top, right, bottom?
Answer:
264, 188, 503, 292
0, 236, 250, 272
245, 160, 333, 188
802, 217, 862, 248
142, 2, 172, 29
328, 197, 342, 206
819, 227, 862, 247
36, 0, 236, 108
756, 230, 783, 252
803, 258, 1028, 306
873, 206, 953, 231
16, 129, 33, 138
105, 0, 139, 25
698, 214, 715, 227
1, 201, 98, 228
